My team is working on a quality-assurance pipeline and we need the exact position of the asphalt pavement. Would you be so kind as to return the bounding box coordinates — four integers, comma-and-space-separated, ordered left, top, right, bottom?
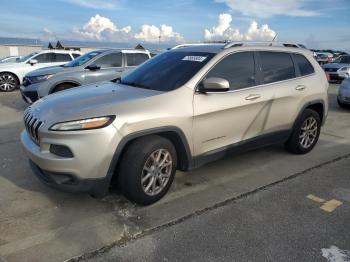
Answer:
0, 84, 349, 262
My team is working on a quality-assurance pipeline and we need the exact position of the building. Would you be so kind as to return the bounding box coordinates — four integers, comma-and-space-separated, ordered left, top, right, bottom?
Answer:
0, 37, 42, 58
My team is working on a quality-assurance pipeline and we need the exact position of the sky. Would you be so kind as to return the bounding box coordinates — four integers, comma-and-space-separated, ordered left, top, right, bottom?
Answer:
0, 0, 349, 51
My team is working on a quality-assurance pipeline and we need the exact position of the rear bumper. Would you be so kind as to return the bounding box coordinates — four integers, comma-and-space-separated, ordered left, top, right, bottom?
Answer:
326, 73, 344, 82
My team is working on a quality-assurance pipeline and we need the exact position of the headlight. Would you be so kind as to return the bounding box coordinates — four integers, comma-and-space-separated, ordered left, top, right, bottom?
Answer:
49, 116, 115, 131
30, 74, 54, 83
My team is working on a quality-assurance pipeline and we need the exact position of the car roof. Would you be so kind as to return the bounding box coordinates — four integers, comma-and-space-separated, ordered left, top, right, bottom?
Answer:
39, 49, 81, 54
92, 48, 150, 54
170, 42, 314, 57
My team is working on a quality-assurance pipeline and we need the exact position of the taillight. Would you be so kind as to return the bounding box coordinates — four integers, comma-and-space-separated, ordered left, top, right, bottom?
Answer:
326, 72, 330, 81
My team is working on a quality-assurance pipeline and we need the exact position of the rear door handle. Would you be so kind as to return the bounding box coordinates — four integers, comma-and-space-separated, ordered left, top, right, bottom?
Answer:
295, 85, 306, 91
245, 94, 261, 101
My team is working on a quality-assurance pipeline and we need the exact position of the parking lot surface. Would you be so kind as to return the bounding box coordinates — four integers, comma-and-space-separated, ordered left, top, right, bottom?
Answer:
86, 156, 350, 262
0, 84, 349, 262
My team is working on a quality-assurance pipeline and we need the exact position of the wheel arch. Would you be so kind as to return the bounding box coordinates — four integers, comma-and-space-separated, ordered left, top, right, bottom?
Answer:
50, 80, 81, 94
107, 126, 193, 185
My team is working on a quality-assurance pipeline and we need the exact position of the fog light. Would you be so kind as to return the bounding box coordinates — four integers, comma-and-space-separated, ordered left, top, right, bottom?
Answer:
50, 144, 74, 158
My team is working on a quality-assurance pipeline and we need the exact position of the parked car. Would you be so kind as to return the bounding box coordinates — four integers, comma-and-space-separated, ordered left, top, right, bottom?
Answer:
21, 43, 328, 205
323, 55, 350, 82
20, 49, 151, 103
0, 56, 21, 63
0, 50, 81, 92
316, 52, 333, 65
338, 77, 350, 108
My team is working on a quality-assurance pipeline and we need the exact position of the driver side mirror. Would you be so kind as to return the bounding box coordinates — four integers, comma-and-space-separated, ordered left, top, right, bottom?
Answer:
198, 77, 230, 93
85, 64, 101, 71
28, 59, 38, 66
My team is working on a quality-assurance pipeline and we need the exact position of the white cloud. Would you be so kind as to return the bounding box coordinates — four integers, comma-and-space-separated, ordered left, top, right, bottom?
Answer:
64, 0, 124, 10
216, 0, 319, 18
72, 14, 184, 43
135, 24, 184, 43
204, 13, 276, 41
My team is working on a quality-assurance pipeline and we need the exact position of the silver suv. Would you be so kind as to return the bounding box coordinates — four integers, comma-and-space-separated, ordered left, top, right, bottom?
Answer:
21, 42, 328, 205
20, 49, 150, 103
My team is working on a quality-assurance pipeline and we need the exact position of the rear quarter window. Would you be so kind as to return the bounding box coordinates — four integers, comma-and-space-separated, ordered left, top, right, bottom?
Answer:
294, 54, 315, 76
260, 51, 296, 84
126, 53, 149, 66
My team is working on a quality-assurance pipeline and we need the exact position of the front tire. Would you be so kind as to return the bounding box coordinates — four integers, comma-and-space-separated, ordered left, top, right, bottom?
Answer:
285, 109, 321, 154
0, 72, 19, 92
118, 135, 177, 205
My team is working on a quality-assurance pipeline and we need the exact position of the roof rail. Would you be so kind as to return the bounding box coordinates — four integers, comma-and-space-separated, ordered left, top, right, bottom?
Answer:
172, 43, 226, 49
223, 41, 303, 49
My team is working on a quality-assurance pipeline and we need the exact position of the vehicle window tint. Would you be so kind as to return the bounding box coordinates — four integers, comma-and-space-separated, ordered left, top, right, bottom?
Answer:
94, 52, 122, 68
34, 53, 55, 63
205, 52, 255, 90
72, 53, 81, 59
55, 53, 72, 62
121, 51, 215, 92
126, 53, 149, 66
294, 54, 315, 76
260, 52, 296, 84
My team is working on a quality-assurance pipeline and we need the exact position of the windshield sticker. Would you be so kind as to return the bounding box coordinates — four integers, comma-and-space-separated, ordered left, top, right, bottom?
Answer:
182, 56, 207, 62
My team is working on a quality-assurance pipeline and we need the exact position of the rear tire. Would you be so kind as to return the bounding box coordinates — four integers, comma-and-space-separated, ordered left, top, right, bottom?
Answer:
285, 109, 321, 154
52, 83, 78, 93
0, 72, 19, 92
118, 135, 177, 205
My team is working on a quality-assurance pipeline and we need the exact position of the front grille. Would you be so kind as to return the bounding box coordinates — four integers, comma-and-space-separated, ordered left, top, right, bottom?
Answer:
23, 108, 43, 144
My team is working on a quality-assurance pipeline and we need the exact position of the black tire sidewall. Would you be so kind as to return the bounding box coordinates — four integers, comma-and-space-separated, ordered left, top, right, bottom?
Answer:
118, 136, 177, 205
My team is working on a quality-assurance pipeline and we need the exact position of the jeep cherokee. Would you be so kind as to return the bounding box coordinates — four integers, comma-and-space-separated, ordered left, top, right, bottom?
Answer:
21, 42, 328, 205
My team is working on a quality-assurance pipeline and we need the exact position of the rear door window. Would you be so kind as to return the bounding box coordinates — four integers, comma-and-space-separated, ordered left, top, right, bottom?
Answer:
126, 53, 149, 66
93, 52, 122, 68
205, 51, 256, 90
293, 54, 315, 76
259, 52, 296, 84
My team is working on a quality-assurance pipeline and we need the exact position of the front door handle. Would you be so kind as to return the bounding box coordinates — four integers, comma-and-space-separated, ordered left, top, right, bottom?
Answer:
245, 94, 261, 101
295, 85, 306, 91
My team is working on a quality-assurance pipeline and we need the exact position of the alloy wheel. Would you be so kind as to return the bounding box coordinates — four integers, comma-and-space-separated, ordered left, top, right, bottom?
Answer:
0, 74, 17, 91
299, 116, 318, 149
141, 149, 173, 196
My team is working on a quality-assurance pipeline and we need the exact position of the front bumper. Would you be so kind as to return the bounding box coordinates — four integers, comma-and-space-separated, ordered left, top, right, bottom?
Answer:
20, 124, 122, 196
28, 160, 110, 196
20, 85, 39, 104
338, 94, 350, 105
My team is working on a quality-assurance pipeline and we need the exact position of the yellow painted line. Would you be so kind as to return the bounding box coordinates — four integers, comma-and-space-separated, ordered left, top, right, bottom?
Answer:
320, 199, 343, 213
307, 194, 326, 203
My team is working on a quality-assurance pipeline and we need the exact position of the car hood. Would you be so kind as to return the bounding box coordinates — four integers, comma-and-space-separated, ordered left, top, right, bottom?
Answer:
323, 63, 350, 69
0, 62, 23, 69
29, 81, 163, 124
26, 65, 72, 77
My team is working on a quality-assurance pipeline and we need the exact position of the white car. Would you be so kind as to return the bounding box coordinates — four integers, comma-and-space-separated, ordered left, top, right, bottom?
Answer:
0, 56, 21, 63
0, 50, 81, 92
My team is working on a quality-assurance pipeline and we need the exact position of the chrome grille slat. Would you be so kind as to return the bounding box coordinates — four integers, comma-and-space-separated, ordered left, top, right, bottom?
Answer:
23, 109, 42, 144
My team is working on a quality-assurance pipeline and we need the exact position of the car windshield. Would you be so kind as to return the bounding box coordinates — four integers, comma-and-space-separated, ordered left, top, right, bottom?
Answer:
120, 51, 215, 91
63, 51, 103, 67
17, 52, 38, 62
